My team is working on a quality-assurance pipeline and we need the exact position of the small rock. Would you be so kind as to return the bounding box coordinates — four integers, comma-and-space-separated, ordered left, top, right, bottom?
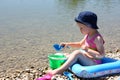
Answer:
25, 69, 31, 73
30, 66, 34, 69
15, 70, 21, 73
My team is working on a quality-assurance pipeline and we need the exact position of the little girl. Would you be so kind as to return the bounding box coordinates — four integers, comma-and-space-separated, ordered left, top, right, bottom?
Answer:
36, 11, 105, 80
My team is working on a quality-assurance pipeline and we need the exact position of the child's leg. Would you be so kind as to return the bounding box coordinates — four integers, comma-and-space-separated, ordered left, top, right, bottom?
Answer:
63, 53, 70, 58
48, 50, 96, 75
77, 52, 97, 66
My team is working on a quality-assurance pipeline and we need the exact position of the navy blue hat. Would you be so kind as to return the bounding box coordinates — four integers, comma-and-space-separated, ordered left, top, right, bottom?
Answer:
75, 11, 99, 29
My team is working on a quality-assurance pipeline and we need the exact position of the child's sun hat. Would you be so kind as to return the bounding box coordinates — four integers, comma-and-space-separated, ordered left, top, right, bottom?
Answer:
75, 11, 99, 29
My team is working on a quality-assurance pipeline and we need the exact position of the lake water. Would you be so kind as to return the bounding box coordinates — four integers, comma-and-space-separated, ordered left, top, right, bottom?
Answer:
0, 0, 120, 74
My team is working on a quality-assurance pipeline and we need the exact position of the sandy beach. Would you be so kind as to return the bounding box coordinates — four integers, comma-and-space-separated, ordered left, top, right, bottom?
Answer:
0, 52, 120, 80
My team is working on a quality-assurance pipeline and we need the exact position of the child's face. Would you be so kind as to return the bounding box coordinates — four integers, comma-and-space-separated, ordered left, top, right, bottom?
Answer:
76, 22, 90, 35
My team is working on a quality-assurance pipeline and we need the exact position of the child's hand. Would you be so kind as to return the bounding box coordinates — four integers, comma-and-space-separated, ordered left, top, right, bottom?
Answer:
84, 46, 88, 51
60, 42, 68, 48
81, 45, 88, 51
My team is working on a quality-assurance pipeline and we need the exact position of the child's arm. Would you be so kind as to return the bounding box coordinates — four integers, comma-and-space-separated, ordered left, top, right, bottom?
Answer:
61, 37, 86, 48
86, 48, 104, 59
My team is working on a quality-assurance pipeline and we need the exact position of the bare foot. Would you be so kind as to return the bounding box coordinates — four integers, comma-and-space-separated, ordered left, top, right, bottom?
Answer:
45, 69, 53, 74
45, 68, 64, 75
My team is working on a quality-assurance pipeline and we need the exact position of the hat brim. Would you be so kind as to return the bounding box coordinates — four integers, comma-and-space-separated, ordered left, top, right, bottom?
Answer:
75, 18, 99, 29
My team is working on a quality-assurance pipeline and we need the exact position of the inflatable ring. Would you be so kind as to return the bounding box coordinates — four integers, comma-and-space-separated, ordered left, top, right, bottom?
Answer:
70, 57, 120, 78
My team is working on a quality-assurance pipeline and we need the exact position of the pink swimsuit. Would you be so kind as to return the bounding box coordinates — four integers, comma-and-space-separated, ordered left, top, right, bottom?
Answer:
85, 33, 104, 64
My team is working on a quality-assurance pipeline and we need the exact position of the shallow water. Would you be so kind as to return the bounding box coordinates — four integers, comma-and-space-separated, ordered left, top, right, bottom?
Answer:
0, 0, 120, 75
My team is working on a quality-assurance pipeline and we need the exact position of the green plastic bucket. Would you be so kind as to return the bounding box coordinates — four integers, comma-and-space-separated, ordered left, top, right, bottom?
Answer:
48, 53, 66, 69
